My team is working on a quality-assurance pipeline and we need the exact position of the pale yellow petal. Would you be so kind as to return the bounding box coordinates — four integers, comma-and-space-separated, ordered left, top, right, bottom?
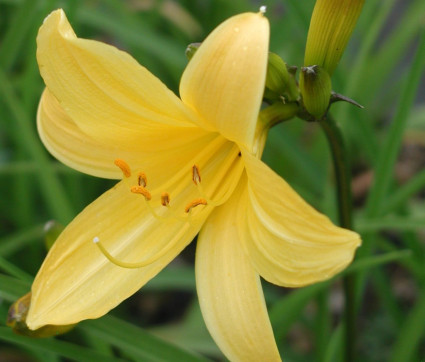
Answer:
180, 12, 269, 149
38, 88, 216, 180
196, 177, 281, 362
27, 140, 244, 329
241, 151, 361, 287
37, 9, 199, 148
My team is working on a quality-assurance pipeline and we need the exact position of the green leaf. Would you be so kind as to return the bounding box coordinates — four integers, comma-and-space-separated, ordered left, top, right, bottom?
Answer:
83, 316, 208, 362
344, 250, 412, 274
0, 327, 125, 362
0, 225, 44, 256
269, 282, 329, 341
390, 290, 425, 362
356, 217, 425, 232
0, 256, 33, 281
0, 69, 75, 223
383, 169, 425, 213
0, 0, 38, 70
365, 27, 425, 217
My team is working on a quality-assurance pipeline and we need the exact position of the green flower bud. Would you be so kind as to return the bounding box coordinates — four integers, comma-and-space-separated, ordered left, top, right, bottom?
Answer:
259, 101, 299, 128
299, 65, 332, 119
304, 0, 365, 75
265, 53, 299, 101
43, 220, 64, 250
185, 42, 201, 60
7, 293, 75, 338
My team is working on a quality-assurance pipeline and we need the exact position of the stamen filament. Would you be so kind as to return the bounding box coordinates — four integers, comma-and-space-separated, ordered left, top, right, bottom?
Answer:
185, 198, 207, 213
93, 235, 184, 269
196, 183, 228, 207
143, 197, 189, 223
150, 136, 225, 194
192, 159, 241, 207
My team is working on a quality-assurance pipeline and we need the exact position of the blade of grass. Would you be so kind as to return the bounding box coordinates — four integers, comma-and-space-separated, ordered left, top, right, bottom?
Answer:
371, 268, 403, 326
382, 168, 425, 213
0, 274, 206, 360
315, 290, 331, 361
0, 327, 125, 362
0, 162, 74, 175
264, 123, 325, 199
0, 256, 33, 281
0, 225, 44, 256
0, 69, 74, 223
285, 0, 312, 30
356, 217, 425, 232
0, 0, 39, 70
323, 248, 414, 360
365, 27, 425, 217
324, 325, 343, 362
144, 266, 195, 291
269, 282, 330, 341
83, 316, 208, 362
0, 274, 30, 302
269, 247, 412, 344
375, 237, 424, 281
389, 290, 425, 362
344, 250, 412, 274
335, 0, 395, 160
366, 0, 425, 99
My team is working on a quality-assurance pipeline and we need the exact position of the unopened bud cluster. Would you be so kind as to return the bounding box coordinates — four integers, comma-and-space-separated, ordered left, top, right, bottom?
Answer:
186, 0, 364, 125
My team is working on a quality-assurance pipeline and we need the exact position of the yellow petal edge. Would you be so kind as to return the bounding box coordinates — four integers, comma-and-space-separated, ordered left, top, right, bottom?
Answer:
196, 179, 281, 362
180, 12, 269, 150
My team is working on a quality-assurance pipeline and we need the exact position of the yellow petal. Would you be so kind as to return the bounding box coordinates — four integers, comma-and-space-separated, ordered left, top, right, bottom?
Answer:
180, 12, 269, 149
241, 151, 361, 287
27, 140, 244, 329
196, 177, 281, 362
38, 88, 215, 180
37, 9, 199, 148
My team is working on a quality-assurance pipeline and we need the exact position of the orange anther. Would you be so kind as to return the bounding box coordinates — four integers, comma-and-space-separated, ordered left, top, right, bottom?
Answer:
184, 198, 207, 213
137, 172, 147, 187
130, 186, 151, 200
114, 159, 131, 178
192, 165, 201, 185
161, 192, 170, 206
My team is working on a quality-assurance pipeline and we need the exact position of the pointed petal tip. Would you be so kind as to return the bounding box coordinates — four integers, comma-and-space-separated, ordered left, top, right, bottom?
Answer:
42, 8, 63, 23
241, 151, 363, 287
25, 315, 44, 331
180, 11, 269, 148
196, 180, 281, 361
40, 8, 66, 33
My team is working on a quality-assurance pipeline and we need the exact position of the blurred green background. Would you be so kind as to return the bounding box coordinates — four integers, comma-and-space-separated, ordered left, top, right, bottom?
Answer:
1, 0, 424, 361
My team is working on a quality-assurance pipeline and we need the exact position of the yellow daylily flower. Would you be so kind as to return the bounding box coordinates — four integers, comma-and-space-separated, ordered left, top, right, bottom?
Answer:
27, 8, 361, 361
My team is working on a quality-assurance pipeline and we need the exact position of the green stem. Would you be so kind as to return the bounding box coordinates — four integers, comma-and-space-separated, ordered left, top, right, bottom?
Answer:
319, 115, 356, 362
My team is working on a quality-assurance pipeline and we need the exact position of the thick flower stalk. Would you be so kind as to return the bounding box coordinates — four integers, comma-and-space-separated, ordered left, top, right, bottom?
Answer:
26, 9, 361, 361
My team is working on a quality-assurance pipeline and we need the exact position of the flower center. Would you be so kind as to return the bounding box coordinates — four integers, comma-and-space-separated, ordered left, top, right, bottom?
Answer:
93, 159, 226, 269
